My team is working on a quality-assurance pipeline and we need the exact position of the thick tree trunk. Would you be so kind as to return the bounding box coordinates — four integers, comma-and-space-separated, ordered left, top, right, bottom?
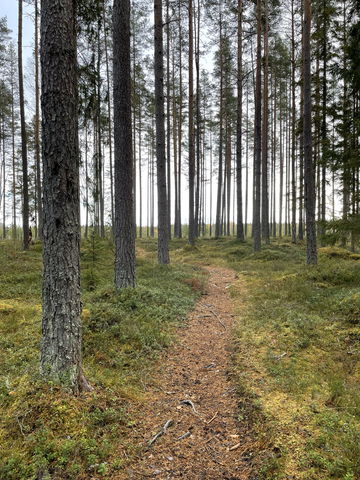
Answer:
40, 0, 84, 394
303, 0, 317, 264
113, 0, 136, 287
154, 0, 170, 263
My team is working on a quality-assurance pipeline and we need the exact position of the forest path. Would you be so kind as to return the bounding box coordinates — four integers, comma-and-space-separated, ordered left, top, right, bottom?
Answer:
114, 266, 255, 480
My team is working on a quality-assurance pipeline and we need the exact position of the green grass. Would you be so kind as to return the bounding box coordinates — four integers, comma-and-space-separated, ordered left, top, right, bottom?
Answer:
0, 238, 206, 480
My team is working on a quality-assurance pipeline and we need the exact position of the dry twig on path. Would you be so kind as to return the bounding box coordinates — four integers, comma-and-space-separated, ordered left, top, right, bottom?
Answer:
147, 419, 173, 447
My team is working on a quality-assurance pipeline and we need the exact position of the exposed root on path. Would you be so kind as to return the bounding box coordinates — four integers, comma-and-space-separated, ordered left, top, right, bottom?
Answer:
113, 267, 257, 480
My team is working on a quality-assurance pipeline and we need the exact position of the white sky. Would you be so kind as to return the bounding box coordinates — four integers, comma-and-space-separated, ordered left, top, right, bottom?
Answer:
1, 0, 33, 59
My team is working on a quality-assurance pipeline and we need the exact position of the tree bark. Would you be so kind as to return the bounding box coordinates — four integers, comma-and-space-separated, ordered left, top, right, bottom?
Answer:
113, 0, 136, 287
253, 0, 262, 251
154, 0, 170, 263
188, 0, 196, 245
303, 0, 317, 264
18, 0, 29, 250
236, 0, 245, 241
261, 0, 270, 243
40, 0, 84, 394
34, 0, 42, 240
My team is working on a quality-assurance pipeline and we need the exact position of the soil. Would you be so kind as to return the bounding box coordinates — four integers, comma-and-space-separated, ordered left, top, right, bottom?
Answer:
114, 267, 256, 480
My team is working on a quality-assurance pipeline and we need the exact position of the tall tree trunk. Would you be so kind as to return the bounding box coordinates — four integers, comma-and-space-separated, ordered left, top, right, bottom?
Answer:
188, 0, 196, 245
253, 0, 262, 251
215, 4, 224, 238
41, 0, 85, 394
261, 0, 270, 243
236, 0, 244, 241
113, 0, 136, 287
1, 123, 5, 239
103, 5, 115, 232
154, 0, 170, 263
291, 0, 297, 243
194, 0, 201, 237
18, 0, 29, 250
303, 0, 317, 264
34, 0, 42, 240
166, 0, 172, 237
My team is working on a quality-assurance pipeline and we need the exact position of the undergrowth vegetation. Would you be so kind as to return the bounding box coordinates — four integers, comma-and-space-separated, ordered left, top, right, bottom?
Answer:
1, 236, 359, 480
0, 239, 205, 480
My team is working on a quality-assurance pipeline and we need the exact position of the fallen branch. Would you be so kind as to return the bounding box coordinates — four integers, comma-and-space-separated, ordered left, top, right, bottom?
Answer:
147, 419, 173, 447
199, 303, 227, 330
180, 399, 198, 414
229, 442, 241, 451
209, 308, 227, 330
177, 431, 191, 440
205, 411, 218, 425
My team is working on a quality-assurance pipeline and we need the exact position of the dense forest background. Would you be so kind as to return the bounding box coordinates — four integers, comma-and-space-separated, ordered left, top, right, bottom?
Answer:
1, 0, 360, 257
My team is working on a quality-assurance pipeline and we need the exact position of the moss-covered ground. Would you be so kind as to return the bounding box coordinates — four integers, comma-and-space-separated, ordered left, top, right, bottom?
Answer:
0, 237, 205, 479
1, 236, 359, 480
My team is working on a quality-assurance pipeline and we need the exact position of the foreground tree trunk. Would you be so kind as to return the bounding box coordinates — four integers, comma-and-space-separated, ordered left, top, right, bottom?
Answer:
40, 0, 84, 394
303, 0, 317, 264
113, 0, 136, 287
154, 0, 170, 263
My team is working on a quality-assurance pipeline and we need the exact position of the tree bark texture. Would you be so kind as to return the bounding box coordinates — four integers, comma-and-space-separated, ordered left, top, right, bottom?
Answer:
113, 0, 136, 287
303, 0, 317, 264
154, 0, 170, 263
40, 0, 83, 393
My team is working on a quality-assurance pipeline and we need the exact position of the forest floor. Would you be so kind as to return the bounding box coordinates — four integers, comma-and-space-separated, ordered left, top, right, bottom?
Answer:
113, 266, 257, 480
0, 237, 360, 480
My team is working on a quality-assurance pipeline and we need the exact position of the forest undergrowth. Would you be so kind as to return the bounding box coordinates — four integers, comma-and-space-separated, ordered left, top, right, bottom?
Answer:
0, 237, 360, 480
0, 237, 206, 479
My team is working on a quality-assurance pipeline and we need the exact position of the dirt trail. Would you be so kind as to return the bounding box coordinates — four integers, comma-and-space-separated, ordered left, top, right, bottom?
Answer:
115, 267, 255, 479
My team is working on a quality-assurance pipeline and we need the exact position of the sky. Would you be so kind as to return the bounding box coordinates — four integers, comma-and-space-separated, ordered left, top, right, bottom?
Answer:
1, 0, 34, 61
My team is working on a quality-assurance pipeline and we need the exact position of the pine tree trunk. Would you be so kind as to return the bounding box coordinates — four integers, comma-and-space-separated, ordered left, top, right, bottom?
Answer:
40, 0, 84, 394
291, 0, 297, 244
18, 0, 29, 250
303, 0, 317, 264
261, 0, 270, 243
34, 0, 43, 240
166, 0, 172, 238
154, 0, 170, 263
113, 0, 136, 287
188, 0, 196, 245
236, 0, 245, 241
253, 0, 262, 251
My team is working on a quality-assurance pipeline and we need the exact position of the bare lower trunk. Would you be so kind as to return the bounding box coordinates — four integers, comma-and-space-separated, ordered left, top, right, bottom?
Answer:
41, 0, 83, 394
113, 0, 136, 287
